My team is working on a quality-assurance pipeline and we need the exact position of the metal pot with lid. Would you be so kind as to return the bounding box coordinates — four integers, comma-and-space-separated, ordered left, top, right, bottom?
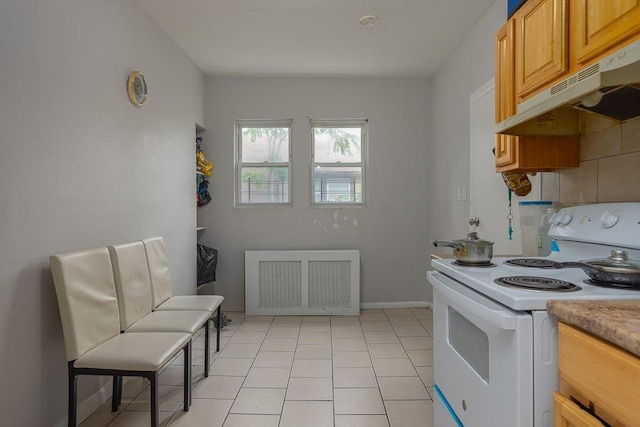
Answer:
432, 232, 494, 265
552, 250, 640, 287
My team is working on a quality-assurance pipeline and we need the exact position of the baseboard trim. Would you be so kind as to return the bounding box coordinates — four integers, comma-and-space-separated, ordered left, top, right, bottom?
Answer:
361, 301, 432, 310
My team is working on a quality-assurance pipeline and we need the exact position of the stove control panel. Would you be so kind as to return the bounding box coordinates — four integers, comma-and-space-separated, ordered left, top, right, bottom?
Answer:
549, 203, 640, 249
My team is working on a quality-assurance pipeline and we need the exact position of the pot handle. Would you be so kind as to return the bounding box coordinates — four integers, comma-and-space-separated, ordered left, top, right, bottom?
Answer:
552, 261, 600, 275
432, 241, 461, 250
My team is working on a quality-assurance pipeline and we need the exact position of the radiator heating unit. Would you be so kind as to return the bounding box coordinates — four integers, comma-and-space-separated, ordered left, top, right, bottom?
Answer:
245, 250, 360, 315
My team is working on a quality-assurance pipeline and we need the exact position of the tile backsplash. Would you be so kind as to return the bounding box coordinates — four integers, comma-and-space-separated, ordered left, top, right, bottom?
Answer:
541, 112, 640, 204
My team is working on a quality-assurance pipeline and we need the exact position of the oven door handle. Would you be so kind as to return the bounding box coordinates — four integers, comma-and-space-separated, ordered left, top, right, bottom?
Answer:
434, 276, 517, 331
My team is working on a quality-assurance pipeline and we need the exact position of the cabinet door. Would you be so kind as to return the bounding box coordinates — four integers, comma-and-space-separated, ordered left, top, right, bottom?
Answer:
495, 20, 516, 123
572, 0, 640, 65
515, 0, 569, 101
495, 134, 517, 168
553, 393, 604, 427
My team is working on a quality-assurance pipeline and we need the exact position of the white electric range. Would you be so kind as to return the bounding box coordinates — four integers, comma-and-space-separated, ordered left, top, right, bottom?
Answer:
429, 202, 640, 427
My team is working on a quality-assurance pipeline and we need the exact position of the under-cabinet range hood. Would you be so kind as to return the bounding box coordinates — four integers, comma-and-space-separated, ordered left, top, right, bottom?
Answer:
497, 39, 640, 136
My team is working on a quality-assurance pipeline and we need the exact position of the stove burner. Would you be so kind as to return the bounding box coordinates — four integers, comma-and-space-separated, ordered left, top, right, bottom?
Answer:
584, 280, 640, 290
452, 261, 497, 268
505, 258, 556, 269
494, 276, 581, 292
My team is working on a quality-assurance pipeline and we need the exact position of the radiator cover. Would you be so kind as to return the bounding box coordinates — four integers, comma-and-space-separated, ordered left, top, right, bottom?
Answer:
245, 250, 360, 315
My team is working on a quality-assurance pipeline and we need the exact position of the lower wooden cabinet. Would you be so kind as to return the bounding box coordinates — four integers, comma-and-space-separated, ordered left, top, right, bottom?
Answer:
495, 135, 579, 172
557, 322, 640, 427
554, 392, 604, 427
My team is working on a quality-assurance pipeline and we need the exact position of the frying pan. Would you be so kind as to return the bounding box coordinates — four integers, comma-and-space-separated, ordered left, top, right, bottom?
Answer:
552, 250, 640, 287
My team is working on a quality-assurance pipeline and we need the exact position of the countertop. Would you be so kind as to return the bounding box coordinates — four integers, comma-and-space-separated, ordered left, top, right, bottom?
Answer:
547, 299, 640, 357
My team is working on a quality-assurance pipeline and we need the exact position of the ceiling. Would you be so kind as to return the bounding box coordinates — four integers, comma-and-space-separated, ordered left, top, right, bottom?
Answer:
136, 0, 496, 78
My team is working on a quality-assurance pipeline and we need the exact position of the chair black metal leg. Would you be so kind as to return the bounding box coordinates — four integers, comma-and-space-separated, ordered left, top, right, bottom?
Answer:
204, 320, 210, 377
216, 305, 222, 351
150, 372, 159, 427
111, 376, 118, 411
117, 376, 123, 407
68, 362, 77, 427
183, 341, 192, 411
111, 376, 122, 412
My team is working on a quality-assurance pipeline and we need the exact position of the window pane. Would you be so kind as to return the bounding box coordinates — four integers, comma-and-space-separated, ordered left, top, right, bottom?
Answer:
313, 127, 362, 163
314, 166, 362, 203
241, 127, 290, 163
240, 167, 289, 204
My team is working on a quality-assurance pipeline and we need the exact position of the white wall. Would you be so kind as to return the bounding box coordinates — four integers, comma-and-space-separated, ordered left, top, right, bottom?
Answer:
200, 77, 431, 311
0, 0, 204, 424
426, 0, 506, 299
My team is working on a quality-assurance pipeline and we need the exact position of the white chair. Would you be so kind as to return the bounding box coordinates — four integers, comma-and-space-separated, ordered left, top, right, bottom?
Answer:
50, 247, 192, 427
108, 241, 213, 376
142, 237, 224, 351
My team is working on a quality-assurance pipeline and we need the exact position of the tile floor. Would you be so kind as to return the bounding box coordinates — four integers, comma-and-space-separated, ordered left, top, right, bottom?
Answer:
80, 308, 434, 427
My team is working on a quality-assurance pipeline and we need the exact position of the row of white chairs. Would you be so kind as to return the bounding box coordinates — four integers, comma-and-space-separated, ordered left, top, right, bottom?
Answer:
50, 237, 224, 427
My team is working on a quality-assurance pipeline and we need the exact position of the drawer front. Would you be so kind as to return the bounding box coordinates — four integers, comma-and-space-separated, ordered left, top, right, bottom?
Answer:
553, 392, 604, 427
558, 323, 640, 426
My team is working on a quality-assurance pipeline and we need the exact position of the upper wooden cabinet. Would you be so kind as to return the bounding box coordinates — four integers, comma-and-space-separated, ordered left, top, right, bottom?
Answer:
500, 0, 640, 110
495, 135, 579, 172
496, 20, 516, 123
571, 0, 640, 65
495, 10, 578, 173
514, 0, 569, 102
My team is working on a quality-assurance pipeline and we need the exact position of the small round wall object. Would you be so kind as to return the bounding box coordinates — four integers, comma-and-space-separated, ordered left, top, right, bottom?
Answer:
127, 71, 147, 107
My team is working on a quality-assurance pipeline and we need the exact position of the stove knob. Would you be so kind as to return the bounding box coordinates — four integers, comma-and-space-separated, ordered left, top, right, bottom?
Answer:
560, 213, 573, 225
600, 211, 619, 228
550, 212, 573, 226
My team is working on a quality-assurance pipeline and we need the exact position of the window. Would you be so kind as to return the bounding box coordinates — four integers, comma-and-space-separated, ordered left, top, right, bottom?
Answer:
311, 119, 367, 206
235, 120, 292, 206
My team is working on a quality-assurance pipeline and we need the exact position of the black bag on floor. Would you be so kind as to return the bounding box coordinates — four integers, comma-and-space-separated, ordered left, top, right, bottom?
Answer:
196, 244, 218, 286
196, 245, 229, 328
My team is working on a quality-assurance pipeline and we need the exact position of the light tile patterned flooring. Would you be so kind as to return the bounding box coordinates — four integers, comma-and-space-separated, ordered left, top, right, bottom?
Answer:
80, 308, 434, 427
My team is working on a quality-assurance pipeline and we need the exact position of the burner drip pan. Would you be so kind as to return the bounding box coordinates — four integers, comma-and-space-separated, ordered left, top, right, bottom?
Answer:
452, 261, 497, 268
494, 276, 581, 292
505, 258, 555, 269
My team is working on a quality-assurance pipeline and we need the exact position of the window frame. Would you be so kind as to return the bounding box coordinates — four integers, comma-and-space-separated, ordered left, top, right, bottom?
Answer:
310, 119, 368, 208
234, 119, 293, 207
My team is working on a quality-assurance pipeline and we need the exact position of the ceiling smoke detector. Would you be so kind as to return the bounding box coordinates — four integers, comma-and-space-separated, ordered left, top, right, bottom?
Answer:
359, 15, 379, 27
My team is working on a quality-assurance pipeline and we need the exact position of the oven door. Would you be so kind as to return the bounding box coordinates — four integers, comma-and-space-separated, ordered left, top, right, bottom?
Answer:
430, 271, 533, 427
